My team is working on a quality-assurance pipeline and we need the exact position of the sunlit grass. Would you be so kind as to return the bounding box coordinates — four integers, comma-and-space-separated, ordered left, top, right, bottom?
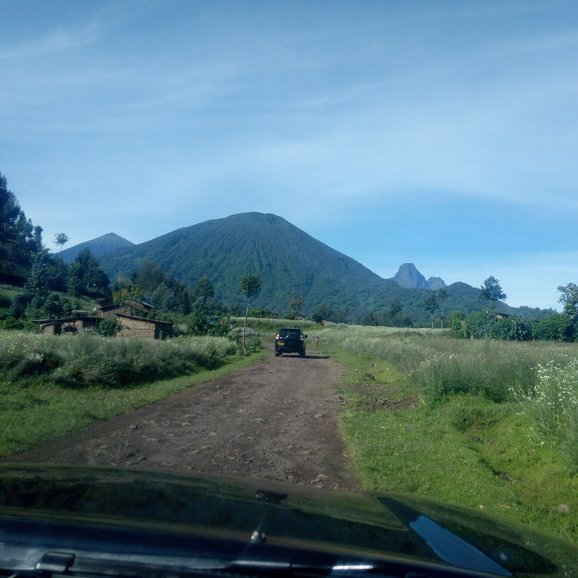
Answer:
323, 325, 578, 544
0, 345, 268, 457
0, 330, 267, 456
0, 332, 238, 387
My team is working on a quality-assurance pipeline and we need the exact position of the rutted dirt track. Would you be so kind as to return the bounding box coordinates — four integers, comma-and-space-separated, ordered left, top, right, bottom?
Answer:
13, 352, 360, 491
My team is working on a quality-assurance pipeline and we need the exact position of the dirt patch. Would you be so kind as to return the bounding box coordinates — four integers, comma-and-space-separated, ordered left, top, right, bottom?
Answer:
351, 382, 420, 412
11, 352, 360, 491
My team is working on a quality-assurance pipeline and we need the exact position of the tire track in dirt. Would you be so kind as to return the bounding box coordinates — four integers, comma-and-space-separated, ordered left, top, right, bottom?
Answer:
11, 352, 360, 491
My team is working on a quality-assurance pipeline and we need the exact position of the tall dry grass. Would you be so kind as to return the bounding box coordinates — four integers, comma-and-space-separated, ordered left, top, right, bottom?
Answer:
0, 332, 236, 387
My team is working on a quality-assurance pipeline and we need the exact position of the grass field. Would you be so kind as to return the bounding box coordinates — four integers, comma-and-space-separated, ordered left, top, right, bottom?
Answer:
311, 325, 578, 544
0, 331, 268, 456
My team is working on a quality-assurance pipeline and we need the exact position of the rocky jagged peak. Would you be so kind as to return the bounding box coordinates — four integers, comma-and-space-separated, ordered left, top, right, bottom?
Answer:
392, 264, 447, 290
393, 263, 430, 289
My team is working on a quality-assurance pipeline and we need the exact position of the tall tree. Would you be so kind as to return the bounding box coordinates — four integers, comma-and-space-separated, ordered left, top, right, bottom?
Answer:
423, 292, 439, 329
0, 172, 37, 276
69, 248, 110, 295
557, 283, 578, 319
24, 249, 51, 299
289, 292, 304, 319
240, 273, 261, 353
54, 233, 69, 256
192, 275, 215, 311
437, 288, 449, 328
480, 276, 506, 308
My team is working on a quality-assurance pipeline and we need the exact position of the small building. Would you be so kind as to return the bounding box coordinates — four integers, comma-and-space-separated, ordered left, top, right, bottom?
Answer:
115, 313, 173, 339
37, 300, 173, 339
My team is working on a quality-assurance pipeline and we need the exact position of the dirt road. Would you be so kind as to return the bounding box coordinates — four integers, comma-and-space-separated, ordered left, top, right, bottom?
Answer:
13, 352, 359, 491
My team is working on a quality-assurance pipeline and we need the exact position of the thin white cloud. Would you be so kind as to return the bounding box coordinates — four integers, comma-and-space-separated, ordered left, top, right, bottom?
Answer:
0, 19, 103, 61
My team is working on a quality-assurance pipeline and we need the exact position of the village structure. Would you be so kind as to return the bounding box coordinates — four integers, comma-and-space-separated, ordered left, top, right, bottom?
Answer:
37, 299, 173, 339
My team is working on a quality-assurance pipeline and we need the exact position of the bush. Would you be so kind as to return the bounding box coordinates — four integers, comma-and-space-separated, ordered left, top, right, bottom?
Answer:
532, 313, 576, 342
456, 311, 532, 341
95, 318, 121, 337
0, 318, 29, 331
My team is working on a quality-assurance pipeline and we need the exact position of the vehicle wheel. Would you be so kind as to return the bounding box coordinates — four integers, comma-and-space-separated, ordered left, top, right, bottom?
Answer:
275, 351, 281, 356
299, 351, 305, 358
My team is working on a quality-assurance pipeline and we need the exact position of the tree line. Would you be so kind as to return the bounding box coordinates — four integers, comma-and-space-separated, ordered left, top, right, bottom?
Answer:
447, 277, 578, 342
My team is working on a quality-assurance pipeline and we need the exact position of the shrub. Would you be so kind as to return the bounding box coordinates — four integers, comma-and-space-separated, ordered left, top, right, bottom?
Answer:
460, 311, 532, 341
95, 318, 122, 337
513, 359, 578, 462
532, 313, 576, 342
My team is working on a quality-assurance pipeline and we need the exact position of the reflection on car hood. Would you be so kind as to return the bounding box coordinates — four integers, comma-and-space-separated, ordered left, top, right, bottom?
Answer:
0, 464, 576, 577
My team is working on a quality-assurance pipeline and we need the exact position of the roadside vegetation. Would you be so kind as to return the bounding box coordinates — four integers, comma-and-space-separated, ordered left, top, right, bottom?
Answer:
0, 331, 267, 457
311, 325, 578, 544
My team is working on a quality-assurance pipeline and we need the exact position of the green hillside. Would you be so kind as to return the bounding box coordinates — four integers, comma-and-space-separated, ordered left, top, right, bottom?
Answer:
99, 212, 498, 323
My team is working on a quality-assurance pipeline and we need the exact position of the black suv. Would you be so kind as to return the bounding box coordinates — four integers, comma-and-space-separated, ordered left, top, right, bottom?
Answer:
274, 327, 307, 357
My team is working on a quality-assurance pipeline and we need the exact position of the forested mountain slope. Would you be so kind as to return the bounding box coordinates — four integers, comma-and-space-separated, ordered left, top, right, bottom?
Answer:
98, 212, 494, 322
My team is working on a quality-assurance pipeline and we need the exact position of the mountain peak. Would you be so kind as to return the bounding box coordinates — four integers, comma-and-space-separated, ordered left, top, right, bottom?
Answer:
60, 232, 134, 263
391, 264, 447, 290
428, 276, 447, 290
393, 263, 430, 289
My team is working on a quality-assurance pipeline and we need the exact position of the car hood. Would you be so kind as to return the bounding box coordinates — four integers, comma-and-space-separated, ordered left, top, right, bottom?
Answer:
0, 464, 576, 577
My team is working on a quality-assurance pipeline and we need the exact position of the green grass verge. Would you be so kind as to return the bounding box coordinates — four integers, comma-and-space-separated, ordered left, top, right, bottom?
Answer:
335, 347, 578, 544
0, 348, 268, 457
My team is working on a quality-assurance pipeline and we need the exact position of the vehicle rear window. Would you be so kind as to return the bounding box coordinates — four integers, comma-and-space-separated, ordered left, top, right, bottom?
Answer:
280, 329, 301, 338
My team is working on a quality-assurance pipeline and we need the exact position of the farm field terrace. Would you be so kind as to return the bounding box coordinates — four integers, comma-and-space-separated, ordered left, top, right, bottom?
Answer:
312, 325, 578, 545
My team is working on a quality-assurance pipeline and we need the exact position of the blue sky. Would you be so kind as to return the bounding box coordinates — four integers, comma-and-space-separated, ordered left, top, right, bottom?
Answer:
2, 1, 578, 310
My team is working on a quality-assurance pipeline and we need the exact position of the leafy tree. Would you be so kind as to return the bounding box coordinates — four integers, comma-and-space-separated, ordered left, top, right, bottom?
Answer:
66, 249, 109, 297
74, 248, 110, 292
450, 312, 467, 338
192, 275, 215, 311
480, 276, 506, 308
134, 259, 166, 293
457, 310, 531, 341
359, 309, 380, 326
436, 288, 449, 328
311, 311, 324, 324
532, 313, 576, 342
0, 172, 39, 277
96, 318, 122, 337
185, 309, 212, 335
240, 273, 261, 353
311, 303, 346, 324
130, 260, 191, 313
557, 283, 578, 320
423, 292, 439, 329
289, 292, 304, 319
8, 293, 32, 319
54, 233, 69, 256
42, 293, 67, 319
24, 250, 51, 299
67, 262, 83, 297
380, 299, 412, 327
